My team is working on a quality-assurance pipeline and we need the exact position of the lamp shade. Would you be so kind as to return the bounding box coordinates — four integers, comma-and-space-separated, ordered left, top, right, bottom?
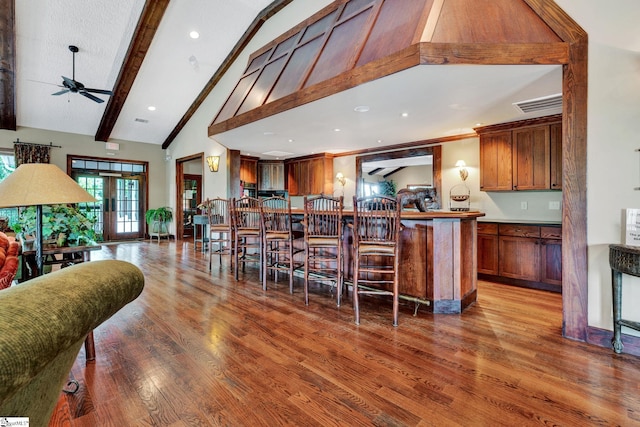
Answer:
0, 163, 96, 208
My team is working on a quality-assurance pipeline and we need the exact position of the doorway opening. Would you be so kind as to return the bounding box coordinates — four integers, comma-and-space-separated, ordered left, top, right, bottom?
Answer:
175, 153, 204, 241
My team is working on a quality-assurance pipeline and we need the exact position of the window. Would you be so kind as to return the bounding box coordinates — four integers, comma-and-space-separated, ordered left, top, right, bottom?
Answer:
0, 150, 17, 230
362, 181, 379, 196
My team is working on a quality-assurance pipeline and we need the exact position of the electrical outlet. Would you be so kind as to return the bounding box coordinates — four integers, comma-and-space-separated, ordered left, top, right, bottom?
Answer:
520, 201, 528, 210
549, 201, 561, 210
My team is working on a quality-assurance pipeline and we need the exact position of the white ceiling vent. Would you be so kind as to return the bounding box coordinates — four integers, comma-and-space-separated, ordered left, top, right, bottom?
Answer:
513, 93, 563, 114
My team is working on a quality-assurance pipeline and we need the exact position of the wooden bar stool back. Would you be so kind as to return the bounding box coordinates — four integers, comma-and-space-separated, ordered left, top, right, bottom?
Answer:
302, 194, 344, 306
260, 196, 303, 292
231, 196, 262, 281
203, 197, 233, 270
352, 195, 402, 326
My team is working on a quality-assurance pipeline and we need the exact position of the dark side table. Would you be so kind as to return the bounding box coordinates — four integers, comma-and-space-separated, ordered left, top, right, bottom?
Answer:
609, 244, 640, 353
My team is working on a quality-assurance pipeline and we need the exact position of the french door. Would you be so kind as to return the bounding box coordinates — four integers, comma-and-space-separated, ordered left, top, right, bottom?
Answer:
75, 174, 145, 241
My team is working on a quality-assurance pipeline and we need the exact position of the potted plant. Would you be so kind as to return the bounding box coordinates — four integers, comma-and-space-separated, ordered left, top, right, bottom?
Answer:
11, 205, 98, 247
145, 206, 173, 239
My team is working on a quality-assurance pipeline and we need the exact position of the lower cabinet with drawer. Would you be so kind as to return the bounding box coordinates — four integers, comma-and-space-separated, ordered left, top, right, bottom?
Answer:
478, 222, 562, 292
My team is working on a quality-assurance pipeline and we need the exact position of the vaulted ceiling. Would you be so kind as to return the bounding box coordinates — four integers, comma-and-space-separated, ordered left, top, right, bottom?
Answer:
1, 0, 565, 160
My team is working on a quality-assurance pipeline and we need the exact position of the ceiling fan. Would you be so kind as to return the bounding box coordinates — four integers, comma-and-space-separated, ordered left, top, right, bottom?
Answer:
51, 45, 113, 103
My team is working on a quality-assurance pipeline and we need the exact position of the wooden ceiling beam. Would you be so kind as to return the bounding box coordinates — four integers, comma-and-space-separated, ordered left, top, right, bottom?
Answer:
95, 0, 169, 142
0, 0, 16, 131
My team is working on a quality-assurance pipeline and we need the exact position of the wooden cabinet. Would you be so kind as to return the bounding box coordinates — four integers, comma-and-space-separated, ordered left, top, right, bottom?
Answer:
477, 222, 499, 275
479, 131, 513, 191
498, 224, 541, 281
539, 226, 562, 286
512, 125, 550, 190
477, 222, 562, 292
285, 154, 334, 196
477, 115, 561, 192
240, 156, 258, 184
549, 122, 562, 190
258, 161, 284, 190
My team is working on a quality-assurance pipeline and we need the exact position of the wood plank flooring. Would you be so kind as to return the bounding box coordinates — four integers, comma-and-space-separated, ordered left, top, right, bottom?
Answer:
47, 241, 640, 426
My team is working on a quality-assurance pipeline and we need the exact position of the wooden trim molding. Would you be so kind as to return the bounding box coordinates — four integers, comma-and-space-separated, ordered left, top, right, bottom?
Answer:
588, 326, 640, 358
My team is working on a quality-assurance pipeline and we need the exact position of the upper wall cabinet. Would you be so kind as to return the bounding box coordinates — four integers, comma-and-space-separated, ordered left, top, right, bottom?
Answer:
258, 161, 285, 190
476, 115, 562, 192
240, 155, 258, 184
285, 153, 334, 196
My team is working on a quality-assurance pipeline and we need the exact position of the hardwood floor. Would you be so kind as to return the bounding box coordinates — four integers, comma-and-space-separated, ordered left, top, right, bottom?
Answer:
48, 241, 640, 426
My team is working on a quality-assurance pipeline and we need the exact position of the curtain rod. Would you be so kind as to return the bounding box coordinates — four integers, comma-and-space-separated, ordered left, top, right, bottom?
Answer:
13, 138, 62, 148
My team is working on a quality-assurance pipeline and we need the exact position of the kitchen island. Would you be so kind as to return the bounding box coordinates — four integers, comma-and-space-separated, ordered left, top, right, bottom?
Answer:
295, 209, 485, 314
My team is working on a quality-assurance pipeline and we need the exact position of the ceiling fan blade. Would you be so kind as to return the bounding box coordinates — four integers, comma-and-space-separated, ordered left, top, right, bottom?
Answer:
61, 76, 77, 89
52, 89, 70, 96
80, 91, 104, 103
84, 88, 113, 95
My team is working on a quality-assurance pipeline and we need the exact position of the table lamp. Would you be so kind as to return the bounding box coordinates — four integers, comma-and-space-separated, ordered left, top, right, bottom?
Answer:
0, 163, 96, 276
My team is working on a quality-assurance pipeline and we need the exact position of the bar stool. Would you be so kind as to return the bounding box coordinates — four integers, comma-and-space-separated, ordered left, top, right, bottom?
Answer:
260, 196, 303, 292
230, 196, 262, 281
301, 194, 344, 306
351, 195, 402, 326
203, 197, 233, 270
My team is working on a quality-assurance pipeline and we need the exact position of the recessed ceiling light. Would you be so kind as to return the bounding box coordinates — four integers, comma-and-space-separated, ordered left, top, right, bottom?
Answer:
377, 139, 383, 143
354, 105, 370, 113
401, 112, 409, 117
475, 122, 483, 127
189, 31, 200, 39
147, 106, 156, 111
333, 128, 341, 132
288, 139, 294, 143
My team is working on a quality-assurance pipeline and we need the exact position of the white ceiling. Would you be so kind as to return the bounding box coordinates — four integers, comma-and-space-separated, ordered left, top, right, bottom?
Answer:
15, 0, 274, 143
14, 1, 562, 159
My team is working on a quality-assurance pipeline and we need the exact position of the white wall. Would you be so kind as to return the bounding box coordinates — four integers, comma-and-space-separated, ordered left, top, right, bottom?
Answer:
0, 127, 166, 210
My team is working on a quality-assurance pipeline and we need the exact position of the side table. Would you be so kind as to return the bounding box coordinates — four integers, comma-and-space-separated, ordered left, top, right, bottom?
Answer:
609, 244, 640, 353
193, 214, 209, 253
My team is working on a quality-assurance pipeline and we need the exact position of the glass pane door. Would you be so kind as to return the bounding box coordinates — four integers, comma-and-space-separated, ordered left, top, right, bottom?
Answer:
76, 174, 145, 241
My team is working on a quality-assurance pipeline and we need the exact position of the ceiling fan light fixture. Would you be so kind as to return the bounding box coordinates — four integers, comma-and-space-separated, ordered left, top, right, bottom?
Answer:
51, 45, 113, 103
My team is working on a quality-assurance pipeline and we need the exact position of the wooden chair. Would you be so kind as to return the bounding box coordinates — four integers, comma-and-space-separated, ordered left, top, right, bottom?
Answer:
202, 197, 233, 270
351, 195, 402, 326
301, 194, 344, 306
230, 197, 262, 281
260, 196, 303, 292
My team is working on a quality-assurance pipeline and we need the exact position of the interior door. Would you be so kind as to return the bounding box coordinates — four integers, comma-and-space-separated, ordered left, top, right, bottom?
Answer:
76, 174, 145, 241
182, 174, 202, 238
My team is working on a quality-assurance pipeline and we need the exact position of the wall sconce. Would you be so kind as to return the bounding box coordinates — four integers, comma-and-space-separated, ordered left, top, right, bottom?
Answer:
455, 160, 469, 181
207, 155, 220, 172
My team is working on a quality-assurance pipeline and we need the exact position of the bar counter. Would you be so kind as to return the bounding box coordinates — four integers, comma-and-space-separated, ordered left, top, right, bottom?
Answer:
293, 209, 485, 314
